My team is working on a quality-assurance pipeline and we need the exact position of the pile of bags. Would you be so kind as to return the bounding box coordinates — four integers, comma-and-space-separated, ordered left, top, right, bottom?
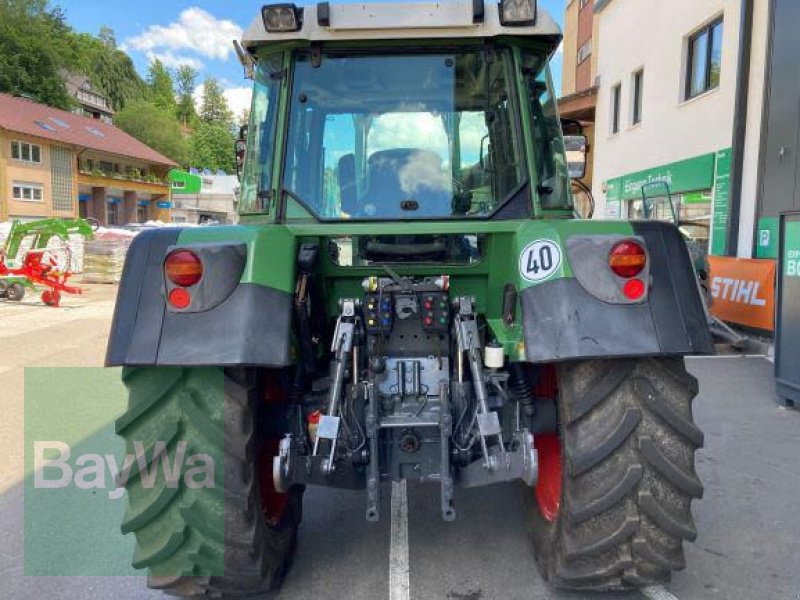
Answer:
81, 228, 139, 284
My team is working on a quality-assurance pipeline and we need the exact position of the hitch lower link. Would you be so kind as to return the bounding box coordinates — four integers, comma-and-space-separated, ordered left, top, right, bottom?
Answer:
453, 297, 538, 489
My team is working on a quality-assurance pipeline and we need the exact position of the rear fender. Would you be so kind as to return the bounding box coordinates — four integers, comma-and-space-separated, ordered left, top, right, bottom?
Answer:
519, 221, 714, 362
106, 227, 295, 367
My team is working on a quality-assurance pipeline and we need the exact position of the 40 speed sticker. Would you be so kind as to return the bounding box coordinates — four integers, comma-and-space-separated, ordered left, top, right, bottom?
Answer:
519, 239, 562, 282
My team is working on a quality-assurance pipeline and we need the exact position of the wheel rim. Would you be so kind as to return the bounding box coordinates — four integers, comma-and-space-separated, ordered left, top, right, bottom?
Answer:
257, 372, 291, 527
258, 437, 290, 526
532, 364, 562, 522
534, 433, 562, 522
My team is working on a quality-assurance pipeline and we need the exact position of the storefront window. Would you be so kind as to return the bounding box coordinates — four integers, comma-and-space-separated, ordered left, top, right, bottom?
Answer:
625, 190, 711, 248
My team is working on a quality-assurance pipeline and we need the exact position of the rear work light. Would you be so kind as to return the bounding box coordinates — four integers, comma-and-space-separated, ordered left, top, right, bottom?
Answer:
262, 3, 301, 32
608, 241, 647, 278
165, 249, 203, 287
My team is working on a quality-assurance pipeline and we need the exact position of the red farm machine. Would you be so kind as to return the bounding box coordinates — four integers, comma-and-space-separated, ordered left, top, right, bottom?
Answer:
0, 218, 96, 307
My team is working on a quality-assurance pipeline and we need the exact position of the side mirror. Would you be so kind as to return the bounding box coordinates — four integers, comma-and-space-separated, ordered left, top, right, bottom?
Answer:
235, 125, 248, 180
563, 134, 588, 180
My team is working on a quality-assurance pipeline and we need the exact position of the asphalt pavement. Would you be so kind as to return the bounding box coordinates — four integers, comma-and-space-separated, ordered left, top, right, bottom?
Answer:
1, 288, 798, 600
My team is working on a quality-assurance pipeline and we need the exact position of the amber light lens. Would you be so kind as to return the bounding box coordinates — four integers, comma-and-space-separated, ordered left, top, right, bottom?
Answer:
165, 249, 203, 287
608, 241, 647, 278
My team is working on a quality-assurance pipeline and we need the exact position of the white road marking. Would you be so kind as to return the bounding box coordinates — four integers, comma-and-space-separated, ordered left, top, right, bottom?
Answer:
389, 480, 410, 600
687, 354, 768, 360
641, 585, 680, 600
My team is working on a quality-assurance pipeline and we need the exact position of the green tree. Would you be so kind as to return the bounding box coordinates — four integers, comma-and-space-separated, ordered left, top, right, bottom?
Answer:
0, 0, 74, 109
147, 59, 177, 114
67, 30, 146, 111
189, 121, 235, 173
199, 77, 233, 127
175, 65, 198, 126
115, 100, 188, 165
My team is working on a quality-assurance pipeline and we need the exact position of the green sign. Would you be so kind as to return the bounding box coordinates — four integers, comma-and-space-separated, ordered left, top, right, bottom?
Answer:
784, 220, 800, 278
603, 152, 719, 218
168, 169, 203, 195
710, 148, 732, 256
604, 178, 622, 218
757, 216, 779, 259
684, 190, 712, 204
615, 153, 715, 201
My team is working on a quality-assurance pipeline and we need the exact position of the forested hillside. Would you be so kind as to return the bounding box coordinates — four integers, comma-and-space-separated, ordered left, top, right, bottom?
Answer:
0, 0, 239, 172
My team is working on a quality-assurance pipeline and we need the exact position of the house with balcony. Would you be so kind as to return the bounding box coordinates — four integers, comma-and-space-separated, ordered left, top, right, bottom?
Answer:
63, 73, 115, 124
0, 93, 177, 226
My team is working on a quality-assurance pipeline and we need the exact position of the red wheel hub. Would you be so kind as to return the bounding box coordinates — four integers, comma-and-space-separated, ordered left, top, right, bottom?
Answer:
532, 365, 562, 522
534, 433, 562, 521
257, 373, 290, 527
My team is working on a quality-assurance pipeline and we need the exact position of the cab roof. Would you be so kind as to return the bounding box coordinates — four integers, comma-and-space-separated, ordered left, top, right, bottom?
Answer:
241, 1, 562, 48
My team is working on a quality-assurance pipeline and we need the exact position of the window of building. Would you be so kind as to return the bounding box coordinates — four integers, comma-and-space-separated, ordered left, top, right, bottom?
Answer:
12, 182, 44, 202
632, 69, 644, 125
107, 202, 119, 226
686, 18, 723, 100
11, 141, 42, 164
611, 83, 622, 135
577, 40, 592, 64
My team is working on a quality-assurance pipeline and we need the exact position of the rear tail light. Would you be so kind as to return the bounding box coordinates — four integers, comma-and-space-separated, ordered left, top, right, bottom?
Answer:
622, 278, 647, 301
168, 287, 192, 309
608, 241, 647, 278
165, 250, 203, 287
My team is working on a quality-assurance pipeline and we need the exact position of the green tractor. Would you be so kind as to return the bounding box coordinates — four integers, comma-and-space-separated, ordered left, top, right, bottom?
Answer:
108, 0, 713, 595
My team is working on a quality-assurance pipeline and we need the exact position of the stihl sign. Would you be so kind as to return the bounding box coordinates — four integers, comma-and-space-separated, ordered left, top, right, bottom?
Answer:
707, 256, 776, 331
710, 277, 768, 306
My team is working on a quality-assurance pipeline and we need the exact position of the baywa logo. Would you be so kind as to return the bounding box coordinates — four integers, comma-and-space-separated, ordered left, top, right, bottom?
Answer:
33, 440, 215, 500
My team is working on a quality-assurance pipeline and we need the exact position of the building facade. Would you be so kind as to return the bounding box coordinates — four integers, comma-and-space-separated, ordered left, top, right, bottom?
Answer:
169, 170, 238, 225
559, 0, 601, 214
0, 93, 176, 225
590, 0, 770, 262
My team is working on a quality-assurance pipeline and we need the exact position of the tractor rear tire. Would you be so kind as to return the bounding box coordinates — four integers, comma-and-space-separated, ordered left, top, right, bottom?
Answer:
7, 283, 25, 302
0, 280, 8, 298
525, 358, 703, 591
116, 367, 303, 598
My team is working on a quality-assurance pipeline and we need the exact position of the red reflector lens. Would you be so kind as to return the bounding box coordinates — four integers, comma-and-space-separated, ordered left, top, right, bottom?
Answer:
165, 250, 202, 287
609, 241, 647, 278
168, 287, 192, 309
623, 278, 647, 300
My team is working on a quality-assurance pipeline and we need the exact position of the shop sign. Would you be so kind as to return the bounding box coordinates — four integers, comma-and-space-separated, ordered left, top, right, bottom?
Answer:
707, 256, 776, 331
784, 220, 800, 278
617, 153, 715, 201
757, 216, 779, 259
710, 148, 732, 256
602, 152, 717, 218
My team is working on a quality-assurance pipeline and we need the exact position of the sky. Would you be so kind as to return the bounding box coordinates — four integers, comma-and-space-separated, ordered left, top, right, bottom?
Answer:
57, 0, 565, 118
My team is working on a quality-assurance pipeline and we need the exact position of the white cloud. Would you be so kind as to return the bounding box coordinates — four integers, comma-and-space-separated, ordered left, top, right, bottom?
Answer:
224, 87, 253, 120
192, 85, 253, 121
124, 7, 242, 62
146, 51, 204, 71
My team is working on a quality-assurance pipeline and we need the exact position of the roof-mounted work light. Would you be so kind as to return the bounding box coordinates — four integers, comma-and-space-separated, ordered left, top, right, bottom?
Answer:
262, 3, 302, 32
499, 0, 537, 26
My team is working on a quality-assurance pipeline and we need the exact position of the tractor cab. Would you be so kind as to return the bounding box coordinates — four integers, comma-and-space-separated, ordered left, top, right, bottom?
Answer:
236, 0, 572, 226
